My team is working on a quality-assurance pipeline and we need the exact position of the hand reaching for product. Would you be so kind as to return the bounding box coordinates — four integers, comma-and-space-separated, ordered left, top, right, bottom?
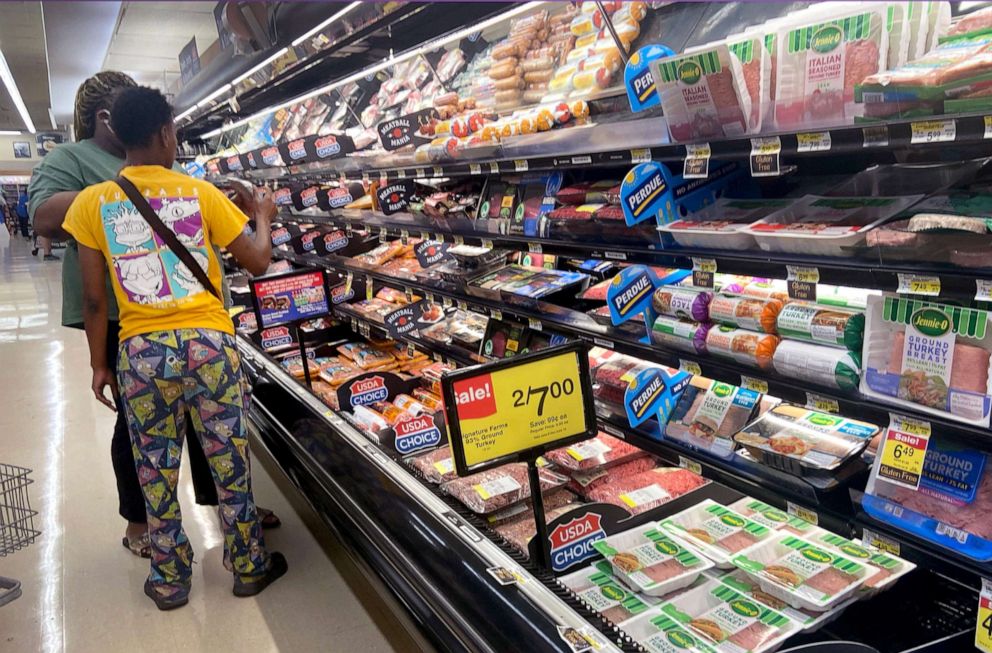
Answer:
254, 186, 277, 224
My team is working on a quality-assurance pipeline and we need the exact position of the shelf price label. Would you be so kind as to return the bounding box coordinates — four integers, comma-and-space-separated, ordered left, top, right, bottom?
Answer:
571, 155, 592, 165
432, 165, 443, 177
805, 392, 839, 414
985, 116, 992, 140
749, 137, 781, 177
911, 118, 955, 144
977, 279, 992, 302
740, 376, 768, 394
513, 159, 529, 172
691, 257, 717, 289
415, 167, 426, 178
787, 502, 819, 526
441, 343, 595, 475
629, 148, 651, 164
489, 161, 500, 175
528, 242, 542, 254
682, 143, 711, 179
379, 171, 389, 185
796, 131, 831, 153
397, 169, 407, 179
861, 528, 901, 557
897, 273, 941, 296
977, 578, 992, 653
679, 359, 702, 376
481, 238, 494, 250
862, 124, 889, 148
469, 163, 481, 175
678, 456, 702, 475
879, 414, 931, 490
787, 265, 819, 302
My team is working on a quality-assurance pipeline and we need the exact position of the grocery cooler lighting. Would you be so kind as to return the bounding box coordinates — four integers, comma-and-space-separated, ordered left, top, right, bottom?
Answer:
0, 130, 22, 135
232, 47, 290, 86
196, 83, 233, 109
174, 106, 197, 122
291, 2, 361, 47
47, 107, 57, 130
201, 1, 546, 140
0, 50, 36, 134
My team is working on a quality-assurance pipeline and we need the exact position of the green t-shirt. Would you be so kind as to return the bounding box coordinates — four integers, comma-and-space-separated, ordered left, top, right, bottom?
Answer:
28, 140, 232, 328
29, 140, 125, 327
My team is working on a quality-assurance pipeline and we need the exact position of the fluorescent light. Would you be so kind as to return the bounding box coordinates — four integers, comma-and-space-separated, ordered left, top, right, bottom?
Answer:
208, 2, 545, 139
196, 83, 232, 109
0, 50, 36, 134
174, 106, 197, 122
291, 2, 361, 47
0, 130, 22, 135
232, 47, 289, 86
48, 107, 57, 130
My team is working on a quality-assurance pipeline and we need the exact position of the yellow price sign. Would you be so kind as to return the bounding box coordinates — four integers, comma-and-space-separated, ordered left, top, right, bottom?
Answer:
897, 273, 941, 296
978, 579, 992, 653
878, 426, 930, 490
443, 344, 595, 474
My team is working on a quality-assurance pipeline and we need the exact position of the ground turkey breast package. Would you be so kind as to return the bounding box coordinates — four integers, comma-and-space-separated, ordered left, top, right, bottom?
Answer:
774, 5, 889, 129
650, 42, 751, 142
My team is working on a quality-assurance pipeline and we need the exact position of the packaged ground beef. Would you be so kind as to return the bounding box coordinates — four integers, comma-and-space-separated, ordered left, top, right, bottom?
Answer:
566, 455, 657, 499
441, 464, 567, 514
586, 467, 709, 514
658, 578, 800, 652
650, 42, 750, 142
560, 560, 661, 624
773, 5, 889, 129
730, 532, 870, 612
408, 446, 458, 484
544, 431, 643, 471
592, 523, 713, 596
659, 499, 773, 568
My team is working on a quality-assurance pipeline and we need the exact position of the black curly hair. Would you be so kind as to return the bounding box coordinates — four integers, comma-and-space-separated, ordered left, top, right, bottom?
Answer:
109, 86, 174, 149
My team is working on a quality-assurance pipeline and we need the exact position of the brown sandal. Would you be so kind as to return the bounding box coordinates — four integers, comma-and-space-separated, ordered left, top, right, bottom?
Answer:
258, 507, 281, 529
122, 532, 152, 558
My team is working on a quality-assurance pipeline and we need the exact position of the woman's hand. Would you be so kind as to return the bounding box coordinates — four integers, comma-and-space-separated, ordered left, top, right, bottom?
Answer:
253, 186, 277, 223
92, 367, 118, 411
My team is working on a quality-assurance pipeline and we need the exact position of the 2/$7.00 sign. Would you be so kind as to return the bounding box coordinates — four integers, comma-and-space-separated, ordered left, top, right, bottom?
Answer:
441, 342, 596, 475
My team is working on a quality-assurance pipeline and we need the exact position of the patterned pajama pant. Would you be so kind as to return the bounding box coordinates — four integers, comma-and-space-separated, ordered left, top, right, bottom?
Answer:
118, 328, 268, 599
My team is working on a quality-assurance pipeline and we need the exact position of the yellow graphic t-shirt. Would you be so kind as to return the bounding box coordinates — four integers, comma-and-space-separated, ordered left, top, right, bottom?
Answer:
63, 165, 248, 340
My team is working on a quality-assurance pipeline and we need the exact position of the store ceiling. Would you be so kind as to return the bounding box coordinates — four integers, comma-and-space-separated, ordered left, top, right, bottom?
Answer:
0, 1, 51, 133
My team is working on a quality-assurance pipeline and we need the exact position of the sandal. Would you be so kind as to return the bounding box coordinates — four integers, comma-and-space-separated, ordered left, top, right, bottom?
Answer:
122, 532, 151, 559
258, 507, 281, 529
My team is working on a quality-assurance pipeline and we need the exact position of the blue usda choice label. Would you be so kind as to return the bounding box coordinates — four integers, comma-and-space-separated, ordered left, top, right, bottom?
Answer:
624, 366, 691, 427
394, 414, 442, 456
549, 512, 606, 572
621, 161, 675, 226
625, 44, 674, 112
607, 265, 660, 326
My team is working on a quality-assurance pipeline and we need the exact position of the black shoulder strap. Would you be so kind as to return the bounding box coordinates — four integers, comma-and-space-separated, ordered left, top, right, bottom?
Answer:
115, 175, 220, 301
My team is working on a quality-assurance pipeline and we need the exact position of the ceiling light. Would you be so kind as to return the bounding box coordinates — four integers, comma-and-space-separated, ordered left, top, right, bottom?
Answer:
0, 50, 36, 134
174, 106, 197, 122
291, 2, 361, 47
48, 107, 57, 130
0, 130, 22, 135
232, 47, 290, 86
196, 83, 232, 109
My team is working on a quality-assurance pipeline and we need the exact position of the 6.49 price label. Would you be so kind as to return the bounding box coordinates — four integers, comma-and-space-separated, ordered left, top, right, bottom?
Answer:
878, 415, 932, 490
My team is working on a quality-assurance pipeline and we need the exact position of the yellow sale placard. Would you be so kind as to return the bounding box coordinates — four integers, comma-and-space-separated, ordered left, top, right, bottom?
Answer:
450, 350, 589, 469
878, 424, 930, 490
978, 579, 992, 653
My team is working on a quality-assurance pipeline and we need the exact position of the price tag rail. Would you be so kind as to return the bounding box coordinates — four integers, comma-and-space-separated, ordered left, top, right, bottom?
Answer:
272, 248, 992, 451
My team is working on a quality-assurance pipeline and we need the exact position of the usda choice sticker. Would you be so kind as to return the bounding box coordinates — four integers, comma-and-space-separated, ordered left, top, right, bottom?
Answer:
621, 161, 675, 226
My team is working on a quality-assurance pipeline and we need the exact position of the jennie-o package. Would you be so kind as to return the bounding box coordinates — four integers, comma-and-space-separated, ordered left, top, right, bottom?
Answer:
620, 612, 718, 653
728, 498, 819, 538
734, 404, 879, 472
730, 532, 869, 612
658, 578, 800, 652
728, 31, 771, 132
660, 499, 773, 568
773, 5, 889, 129
665, 377, 764, 459
864, 433, 992, 561
592, 523, 713, 596
861, 295, 992, 426
650, 42, 751, 142
805, 530, 916, 597
560, 560, 661, 624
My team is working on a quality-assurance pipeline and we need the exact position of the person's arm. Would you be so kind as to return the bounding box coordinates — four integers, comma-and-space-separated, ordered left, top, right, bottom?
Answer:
222, 186, 275, 275
79, 243, 116, 411
34, 191, 79, 239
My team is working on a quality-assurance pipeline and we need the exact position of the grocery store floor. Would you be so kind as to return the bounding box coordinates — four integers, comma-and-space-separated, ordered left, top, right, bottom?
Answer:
0, 231, 430, 652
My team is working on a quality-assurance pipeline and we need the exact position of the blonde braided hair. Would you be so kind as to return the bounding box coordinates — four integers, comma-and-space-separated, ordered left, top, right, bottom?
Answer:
73, 71, 136, 140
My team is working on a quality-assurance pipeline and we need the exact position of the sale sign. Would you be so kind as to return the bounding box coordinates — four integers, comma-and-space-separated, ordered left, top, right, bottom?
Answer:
878, 414, 932, 490
250, 269, 330, 329
443, 343, 595, 474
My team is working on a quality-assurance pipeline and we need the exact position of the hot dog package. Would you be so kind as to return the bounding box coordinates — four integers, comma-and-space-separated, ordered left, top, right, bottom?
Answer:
861, 295, 992, 426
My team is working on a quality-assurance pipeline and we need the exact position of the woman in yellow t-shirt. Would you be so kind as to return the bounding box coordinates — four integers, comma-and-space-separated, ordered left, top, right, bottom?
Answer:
63, 86, 286, 610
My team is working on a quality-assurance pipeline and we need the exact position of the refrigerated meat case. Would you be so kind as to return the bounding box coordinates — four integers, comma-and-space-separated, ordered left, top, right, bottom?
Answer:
198, 2, 992, 651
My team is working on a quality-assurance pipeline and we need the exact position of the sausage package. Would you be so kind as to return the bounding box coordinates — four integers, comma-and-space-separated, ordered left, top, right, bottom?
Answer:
659, 499, 774, 568
734, 403, 879, 472
709, 294, 783, 334
592, 523, 713, 596
705, 326, 780, 370
861, 295, 992, 426
771, 340, 862, 392
730, 532, 870, 612
665, 376, 764, 459
773, 5, 889, 129
657, 578, 800, 652
650, 42, 751, 142
775, 302, 864, 351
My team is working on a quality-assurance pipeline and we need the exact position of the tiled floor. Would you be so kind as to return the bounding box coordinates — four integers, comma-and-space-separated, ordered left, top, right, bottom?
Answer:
0, 232, 429, 652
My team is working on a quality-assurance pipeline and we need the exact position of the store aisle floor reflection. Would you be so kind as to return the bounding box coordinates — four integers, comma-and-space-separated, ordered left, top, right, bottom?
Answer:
0, 232, 428, 652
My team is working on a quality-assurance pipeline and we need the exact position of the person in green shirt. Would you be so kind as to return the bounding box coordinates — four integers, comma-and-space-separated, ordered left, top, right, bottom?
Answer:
31, 71, 279, 557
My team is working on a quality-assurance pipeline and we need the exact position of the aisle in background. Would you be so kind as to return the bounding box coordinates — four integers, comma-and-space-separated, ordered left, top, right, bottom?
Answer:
0, 231, 429, 652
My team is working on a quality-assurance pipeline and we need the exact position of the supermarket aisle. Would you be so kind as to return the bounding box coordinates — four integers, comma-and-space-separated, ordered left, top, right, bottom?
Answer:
0, 232, 427, 652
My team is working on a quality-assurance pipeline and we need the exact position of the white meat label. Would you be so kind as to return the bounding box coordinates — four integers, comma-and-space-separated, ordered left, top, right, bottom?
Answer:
620, 483, 670, 508
473, 475, 522, 500
567, 439, 612, 462
901, 306, 955, 398
432, 458, 455, 476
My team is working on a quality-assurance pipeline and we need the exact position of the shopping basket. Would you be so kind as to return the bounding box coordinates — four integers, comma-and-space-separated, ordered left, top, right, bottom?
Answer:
0, 463, 40, 607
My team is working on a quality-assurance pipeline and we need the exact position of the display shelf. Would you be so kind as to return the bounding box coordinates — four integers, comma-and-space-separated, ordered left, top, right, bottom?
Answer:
278, 209, 992, 302
272, 247, 992, 452
239, 339, 626, 653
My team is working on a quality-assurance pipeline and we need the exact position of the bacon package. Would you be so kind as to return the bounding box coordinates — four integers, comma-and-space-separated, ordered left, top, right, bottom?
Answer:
730, 532, 869, 612
650, 43, 750, 142
658, 578, 800, 652
592, 523, 713, 596
773, 5, 889, 129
